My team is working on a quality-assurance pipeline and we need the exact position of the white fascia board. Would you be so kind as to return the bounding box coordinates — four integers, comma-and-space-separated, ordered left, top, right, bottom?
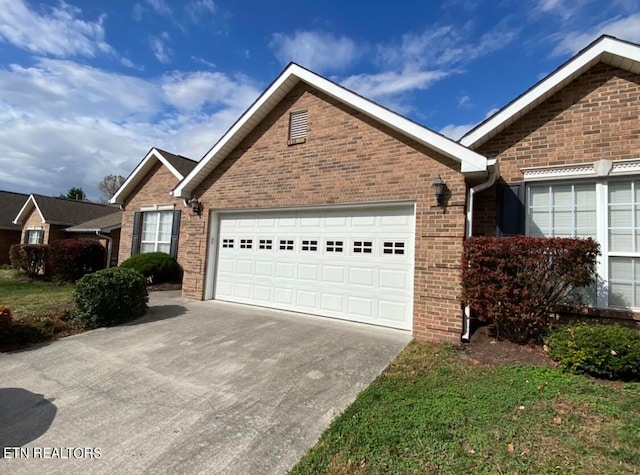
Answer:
111, 148, 183, 205
174, 64, 487, 198
461, 36, 640, 149
12, 195, 44, 225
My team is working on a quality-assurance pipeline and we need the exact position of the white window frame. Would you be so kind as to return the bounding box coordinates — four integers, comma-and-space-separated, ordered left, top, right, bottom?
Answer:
140, 210, 173, 254
524, 165, 640, 310
26, 228, 43, 244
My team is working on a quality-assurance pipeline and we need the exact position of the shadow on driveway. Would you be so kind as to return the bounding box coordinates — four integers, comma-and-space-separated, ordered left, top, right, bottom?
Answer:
123, 304, 188, 326
0, 388, 56, 457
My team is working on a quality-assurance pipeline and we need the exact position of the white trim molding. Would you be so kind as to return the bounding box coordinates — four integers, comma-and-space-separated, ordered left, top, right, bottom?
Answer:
139, 204, 176, 212
522, 158, 640, 182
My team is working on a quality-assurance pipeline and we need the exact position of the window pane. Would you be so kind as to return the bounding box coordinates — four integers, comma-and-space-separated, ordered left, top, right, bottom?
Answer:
609, 181, 632, 204
609, 206, 631, 227
609, 283, 632, 307
529, 187, 549, 207
140, 243, 155, 253
553, 185, 572, 206
575, 184, 596, 208
528, 211, 548, 236
609, 257, 637, 308
158, 212, 173, 242
157, 243, 170, 254
527, 183, 595, 238
609, 230, 632, 252
142, 212, 158, 241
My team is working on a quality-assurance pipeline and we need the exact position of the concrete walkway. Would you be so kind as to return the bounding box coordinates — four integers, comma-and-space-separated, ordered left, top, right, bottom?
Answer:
0, 291, 410, 474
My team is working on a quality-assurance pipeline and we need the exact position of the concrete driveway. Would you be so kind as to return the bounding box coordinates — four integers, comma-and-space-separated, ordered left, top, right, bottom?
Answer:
0, 291, 410, 474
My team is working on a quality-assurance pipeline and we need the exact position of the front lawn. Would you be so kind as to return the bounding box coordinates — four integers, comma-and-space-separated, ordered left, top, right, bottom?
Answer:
0, 268, 77, 351
290, 341, 640, 474
0, 268, 74, 317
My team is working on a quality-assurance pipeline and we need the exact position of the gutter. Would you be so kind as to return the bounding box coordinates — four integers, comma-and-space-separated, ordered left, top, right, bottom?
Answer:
461, 159, 499, 343
96, 232, 113, 268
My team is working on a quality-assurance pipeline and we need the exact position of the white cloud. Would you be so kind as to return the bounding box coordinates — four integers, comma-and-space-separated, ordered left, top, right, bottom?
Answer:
341, 70, 449, 101
0, 0, 113, 58
0, 59, 261, 199
377, 24, 517, 70
149, 33, 172, 64
146, 0, 172, 16
458, 95, 472, 108
270, 31, 362, 73
538, 0, 563, 12
439, 123, 475, 140
551, 13, 640, 56
132, 3, 143, 21
186, 0, 216, 22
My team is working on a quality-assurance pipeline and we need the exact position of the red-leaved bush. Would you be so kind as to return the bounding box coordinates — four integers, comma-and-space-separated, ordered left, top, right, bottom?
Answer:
48, 239, 105, 282
461, 236, 600, 343
10, 244, 48, 276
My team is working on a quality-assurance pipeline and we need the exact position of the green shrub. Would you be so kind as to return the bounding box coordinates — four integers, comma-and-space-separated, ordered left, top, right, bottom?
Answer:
120, 252, 181, 285
9, 244, 48, 276
48, 239, 105, 282
545, 323, 640, 381
73, 267, 148, 328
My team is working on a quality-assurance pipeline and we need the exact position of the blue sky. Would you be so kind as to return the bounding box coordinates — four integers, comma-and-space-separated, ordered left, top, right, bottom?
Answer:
0, 0, 639, 200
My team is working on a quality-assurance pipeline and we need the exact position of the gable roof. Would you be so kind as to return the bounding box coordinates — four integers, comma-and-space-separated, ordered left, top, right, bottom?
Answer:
110, 148, 197, 205
460, 35, 640, 149
172, 63, 489, 199
14, 194, 119, 226
0, 190, 29, 231
64, 210, 122, 233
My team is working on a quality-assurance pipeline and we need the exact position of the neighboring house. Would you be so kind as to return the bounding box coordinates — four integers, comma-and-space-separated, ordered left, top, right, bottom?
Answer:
110, 148, 198, 260
0, 190, 29, 265
13, 194, 122, 267
113, 34, 640, 342
65, 211, 123, 267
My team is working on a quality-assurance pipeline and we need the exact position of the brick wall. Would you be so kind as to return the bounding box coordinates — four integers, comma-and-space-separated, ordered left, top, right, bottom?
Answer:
118, 161, 184, 263
473, 63, 640, 235
0, 229, 20, 264
181, 82, 468, 342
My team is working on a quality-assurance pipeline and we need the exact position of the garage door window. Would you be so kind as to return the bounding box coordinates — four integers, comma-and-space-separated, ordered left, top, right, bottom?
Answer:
259, 239, 272, 249
383, 241, 405, 255
326, 240, 343, 252
279, 239, 294, 250
353, 241, 373, 253
302, 240, 318, 251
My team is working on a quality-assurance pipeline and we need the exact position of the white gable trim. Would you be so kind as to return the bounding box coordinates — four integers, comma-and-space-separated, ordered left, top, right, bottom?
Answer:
13, 195, 45, 225
461, 36, 640, 149
110, 148, 184, 205
173, 63, 488, 199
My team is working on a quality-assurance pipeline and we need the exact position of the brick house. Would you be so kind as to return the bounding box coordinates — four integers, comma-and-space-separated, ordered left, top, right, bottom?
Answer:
0, 190, 29, 265
110, 148, 198, 261
13, 194, 122, 267
113, 35, 640, 342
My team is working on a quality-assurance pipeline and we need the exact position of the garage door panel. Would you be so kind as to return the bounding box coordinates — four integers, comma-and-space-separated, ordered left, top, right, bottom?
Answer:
349, 267, 375, 287
213, 205, 414, 330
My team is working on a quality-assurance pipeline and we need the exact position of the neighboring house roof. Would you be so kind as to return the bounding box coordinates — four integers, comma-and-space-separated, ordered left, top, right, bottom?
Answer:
0, 190, 29, 231
14, 194, 119, 226
172, 63, 490, 200
65, 210, 122, 233
110, 148, 197, 205
460, 35, 640, 149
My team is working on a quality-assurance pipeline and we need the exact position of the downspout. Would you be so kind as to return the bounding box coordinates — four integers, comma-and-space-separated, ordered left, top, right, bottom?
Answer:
96, 232, 113, 268
462, 159, 499, 343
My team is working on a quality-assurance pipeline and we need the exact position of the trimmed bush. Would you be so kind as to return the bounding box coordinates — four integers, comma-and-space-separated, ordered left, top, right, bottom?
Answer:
120, 252, 181, 285
10, 244, 48, 276
545, 323, 640, 381
48, 239, 105, 282
73, 267, 148, 328
461, 236, 600, 343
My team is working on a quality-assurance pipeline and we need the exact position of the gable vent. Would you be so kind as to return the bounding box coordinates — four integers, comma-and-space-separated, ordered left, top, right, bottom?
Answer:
288, 110, 307, 145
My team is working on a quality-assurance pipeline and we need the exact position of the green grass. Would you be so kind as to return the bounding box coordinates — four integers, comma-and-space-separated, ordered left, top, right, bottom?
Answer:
0, 269, 74, 317
290, 341, 640, 475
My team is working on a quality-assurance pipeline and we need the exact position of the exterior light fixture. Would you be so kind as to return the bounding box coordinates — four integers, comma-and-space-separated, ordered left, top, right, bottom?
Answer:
432, 175, 446, 207
189, 196, 202, 216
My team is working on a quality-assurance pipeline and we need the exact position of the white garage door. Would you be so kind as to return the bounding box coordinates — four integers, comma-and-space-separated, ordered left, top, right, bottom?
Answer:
213, 205, 415, 330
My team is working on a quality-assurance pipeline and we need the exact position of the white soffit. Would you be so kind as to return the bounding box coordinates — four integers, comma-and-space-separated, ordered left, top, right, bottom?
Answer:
460, 36, 640, 149
173, 64, 488, 199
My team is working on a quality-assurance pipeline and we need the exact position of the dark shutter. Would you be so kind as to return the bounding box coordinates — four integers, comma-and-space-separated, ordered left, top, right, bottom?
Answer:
169, 210, 181, 259
131, 212, 143, 256
38, 230, 44, 244
496, 183, 525, 236
23, 231, 29, 244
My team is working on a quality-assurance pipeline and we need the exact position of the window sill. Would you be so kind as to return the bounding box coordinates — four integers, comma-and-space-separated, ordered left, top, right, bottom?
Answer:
287, 137, 306, 146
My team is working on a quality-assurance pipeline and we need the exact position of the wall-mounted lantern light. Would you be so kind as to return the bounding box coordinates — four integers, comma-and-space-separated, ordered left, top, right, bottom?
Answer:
189, 196, 202, 216
432, 175, 446, 207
